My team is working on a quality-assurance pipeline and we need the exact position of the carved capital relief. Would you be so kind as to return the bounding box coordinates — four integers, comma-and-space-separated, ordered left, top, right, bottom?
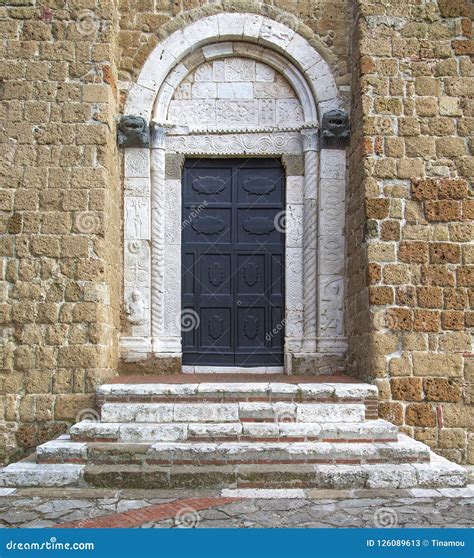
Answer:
150, 121, 171, 149
300, 127, 320, 152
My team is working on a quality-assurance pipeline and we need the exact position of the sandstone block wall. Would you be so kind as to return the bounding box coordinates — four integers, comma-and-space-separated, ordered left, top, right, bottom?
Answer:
348, 0, 473, 464
0, 0, 120, 462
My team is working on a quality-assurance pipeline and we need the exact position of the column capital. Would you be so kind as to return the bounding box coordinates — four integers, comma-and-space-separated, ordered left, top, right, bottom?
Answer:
150, 121, 171, 149
300, 127, 320, 152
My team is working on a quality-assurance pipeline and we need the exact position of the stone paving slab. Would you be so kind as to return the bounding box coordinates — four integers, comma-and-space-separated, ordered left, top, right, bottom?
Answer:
0, 486, 471, 529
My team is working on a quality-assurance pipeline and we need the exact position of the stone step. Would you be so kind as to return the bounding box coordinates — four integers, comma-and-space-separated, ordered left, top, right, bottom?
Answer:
100, 401, 368, 424
97, 382, 378, 405
0, 452, 467, 490
37, 434, 430, 466
70, 419, 398, 443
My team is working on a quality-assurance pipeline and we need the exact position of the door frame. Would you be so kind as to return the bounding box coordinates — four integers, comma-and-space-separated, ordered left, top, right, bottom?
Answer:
120, 13, 348, 374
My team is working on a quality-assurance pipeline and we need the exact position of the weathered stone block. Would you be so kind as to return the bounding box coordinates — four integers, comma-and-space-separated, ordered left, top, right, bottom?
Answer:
391, 378, 423, 402
412, 352, 463, 377
406, 403, 436, 427
424, 379, 462, 403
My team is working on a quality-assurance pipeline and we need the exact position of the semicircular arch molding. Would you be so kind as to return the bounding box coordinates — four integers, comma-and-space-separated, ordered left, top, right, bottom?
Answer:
125, 12, 341, 123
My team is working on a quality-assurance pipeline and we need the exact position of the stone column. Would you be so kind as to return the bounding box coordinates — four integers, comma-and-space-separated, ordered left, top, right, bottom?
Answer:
300, 128, 319, 353
150, 123, 168, 354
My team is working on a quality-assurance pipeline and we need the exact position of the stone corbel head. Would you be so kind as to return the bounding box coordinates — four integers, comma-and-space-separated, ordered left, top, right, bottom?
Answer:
118, 115, 150, 148
321, 109, 350, 148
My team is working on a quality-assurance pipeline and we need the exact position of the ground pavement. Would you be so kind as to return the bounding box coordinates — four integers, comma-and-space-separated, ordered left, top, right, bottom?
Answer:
0, 486, 472, 529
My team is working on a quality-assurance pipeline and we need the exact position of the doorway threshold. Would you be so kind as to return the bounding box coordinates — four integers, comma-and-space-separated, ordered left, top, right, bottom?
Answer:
182, 366, 285, 374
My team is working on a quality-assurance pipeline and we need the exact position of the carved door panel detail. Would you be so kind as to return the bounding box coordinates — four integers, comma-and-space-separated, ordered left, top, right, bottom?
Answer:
182, 159, 285, 366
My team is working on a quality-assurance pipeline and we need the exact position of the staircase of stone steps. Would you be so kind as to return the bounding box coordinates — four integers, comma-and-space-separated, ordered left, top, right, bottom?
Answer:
0, 380, 468, 490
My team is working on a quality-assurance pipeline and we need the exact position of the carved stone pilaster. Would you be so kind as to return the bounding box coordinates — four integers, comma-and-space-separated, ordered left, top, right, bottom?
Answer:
150, 127, 169, 351
301, 130, 319, 353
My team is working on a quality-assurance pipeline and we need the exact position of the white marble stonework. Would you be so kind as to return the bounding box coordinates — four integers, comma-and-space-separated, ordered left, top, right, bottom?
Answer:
121, 12, 347, 371
168, 57, 304, 130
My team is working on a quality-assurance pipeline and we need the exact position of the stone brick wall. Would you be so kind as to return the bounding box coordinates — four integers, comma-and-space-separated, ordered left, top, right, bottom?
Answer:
0, 0, 120, 462
116, 0, 351, 83
348, 0, 473, 464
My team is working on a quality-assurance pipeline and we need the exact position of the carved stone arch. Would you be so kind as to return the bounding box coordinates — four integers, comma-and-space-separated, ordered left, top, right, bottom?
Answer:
121, 12, 347, 374
125, 13, 341, 120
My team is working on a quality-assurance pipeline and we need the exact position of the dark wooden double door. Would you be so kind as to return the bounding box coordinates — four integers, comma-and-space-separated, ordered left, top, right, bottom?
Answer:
182, 159, 285, 366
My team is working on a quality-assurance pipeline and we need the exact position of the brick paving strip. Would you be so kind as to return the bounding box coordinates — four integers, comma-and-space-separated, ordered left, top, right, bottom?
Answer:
55, 497, 241, 529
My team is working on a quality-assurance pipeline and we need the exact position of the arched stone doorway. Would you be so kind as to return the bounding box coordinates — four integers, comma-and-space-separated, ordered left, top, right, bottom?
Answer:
120, 12, 347, 374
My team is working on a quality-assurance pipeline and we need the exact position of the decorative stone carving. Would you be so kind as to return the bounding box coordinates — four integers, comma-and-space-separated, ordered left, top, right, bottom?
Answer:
194, 62, 213, 81
216, 100, 258, 127
254, 82, 294, 99
321, 109, 350, 148
301, 128, 319, 152
166, 132, 302, 155
320, 149, 346, 180
125, 178, 149, 196
319, 277, 344, 336
319, 237, 345, 275
118, 116, 150, 148
224, 57, 255, 81
260, 19, 294, 49
259, 100, 275, 126
168, 100, 217, 129
125, 290, 146, 325
256, 62, 275, 82
124, 149, 149, 178
125, 197, 149, 239
124, 240, 149, 286
320, 179, 345, 236
276, 99, 304, 126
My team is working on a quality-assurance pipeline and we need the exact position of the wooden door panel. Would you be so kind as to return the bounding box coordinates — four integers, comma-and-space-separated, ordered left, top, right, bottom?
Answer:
182, 159, 285, 366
